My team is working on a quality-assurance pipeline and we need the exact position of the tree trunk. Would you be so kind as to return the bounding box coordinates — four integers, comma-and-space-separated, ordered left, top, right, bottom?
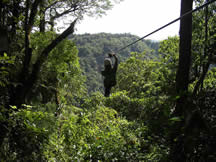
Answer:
176, 0, 193, 98
170, 0, 193, 161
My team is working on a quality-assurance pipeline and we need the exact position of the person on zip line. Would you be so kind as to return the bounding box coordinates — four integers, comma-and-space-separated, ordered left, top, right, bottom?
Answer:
101, 53, 118, 97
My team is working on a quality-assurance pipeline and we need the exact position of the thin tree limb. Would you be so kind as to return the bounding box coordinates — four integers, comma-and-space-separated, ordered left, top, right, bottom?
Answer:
27, 0, 42, 34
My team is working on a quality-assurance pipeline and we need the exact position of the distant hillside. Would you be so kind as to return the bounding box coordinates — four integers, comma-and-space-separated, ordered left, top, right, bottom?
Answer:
70, 33, 159, 93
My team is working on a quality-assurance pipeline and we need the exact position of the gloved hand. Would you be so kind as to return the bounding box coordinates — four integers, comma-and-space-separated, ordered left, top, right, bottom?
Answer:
108, 53, 115, 57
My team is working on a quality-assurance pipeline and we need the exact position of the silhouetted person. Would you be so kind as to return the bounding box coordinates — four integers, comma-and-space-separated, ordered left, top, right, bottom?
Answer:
101, 53, 118, 97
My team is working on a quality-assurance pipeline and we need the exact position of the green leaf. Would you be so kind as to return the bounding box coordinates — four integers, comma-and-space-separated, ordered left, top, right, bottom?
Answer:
169, 117, 181, 122
10, 105, 17, 110
175, 96, 180, 99
22, 104, 33, 109
3, 52, 7, 57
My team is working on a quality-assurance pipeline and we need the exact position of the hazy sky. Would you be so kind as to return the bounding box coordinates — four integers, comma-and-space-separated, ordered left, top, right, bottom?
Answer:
75, 0, 181, 41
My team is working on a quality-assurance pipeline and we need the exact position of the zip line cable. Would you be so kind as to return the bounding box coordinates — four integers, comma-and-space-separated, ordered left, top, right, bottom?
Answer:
115, 0, 216, 53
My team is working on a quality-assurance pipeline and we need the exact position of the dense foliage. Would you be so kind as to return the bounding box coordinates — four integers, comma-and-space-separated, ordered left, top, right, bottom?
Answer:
0, 0, 216, 161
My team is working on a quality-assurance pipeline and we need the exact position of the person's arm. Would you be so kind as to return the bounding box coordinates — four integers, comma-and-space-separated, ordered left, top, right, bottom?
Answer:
113, 54, 118, 72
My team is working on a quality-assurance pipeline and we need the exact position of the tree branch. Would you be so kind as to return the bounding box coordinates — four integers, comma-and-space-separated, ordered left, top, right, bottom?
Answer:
30, 19, 77, 87
50, 3, 78, 21
45, 0, 62, 11
192, 60, 210, 96
27, 0, 42, 34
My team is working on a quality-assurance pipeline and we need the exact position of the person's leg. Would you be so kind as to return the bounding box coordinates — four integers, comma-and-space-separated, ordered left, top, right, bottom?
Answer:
105, 86, 111, 97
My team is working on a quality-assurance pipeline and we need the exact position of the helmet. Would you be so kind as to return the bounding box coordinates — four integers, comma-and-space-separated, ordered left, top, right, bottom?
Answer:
104, 58, 112, 66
